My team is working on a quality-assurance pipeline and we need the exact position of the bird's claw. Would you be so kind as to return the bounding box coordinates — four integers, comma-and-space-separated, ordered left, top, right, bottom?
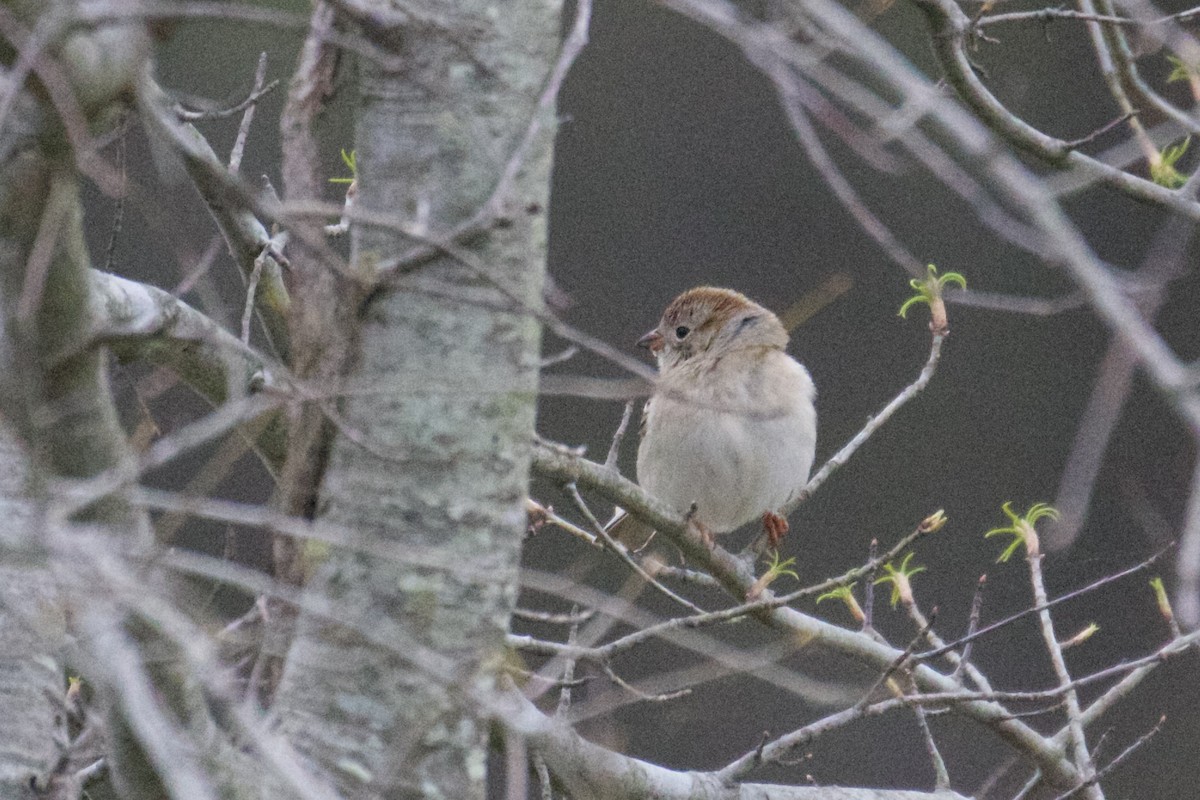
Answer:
684, 504, 716, 548
762, 512, 789, 549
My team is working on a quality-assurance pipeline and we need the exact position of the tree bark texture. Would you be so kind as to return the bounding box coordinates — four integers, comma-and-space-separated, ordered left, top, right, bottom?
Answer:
271, 2, 562, 798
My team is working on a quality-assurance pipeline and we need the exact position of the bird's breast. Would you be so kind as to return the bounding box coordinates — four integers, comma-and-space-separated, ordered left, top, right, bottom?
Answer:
636, 358, 816, 533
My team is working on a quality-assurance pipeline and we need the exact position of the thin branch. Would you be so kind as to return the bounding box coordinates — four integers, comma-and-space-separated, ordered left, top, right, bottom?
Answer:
913, 703, 951, 791
977, 3, 1200, 31
601, 662, 692, 703
785, 332, 944, 512
978, 8, 1141, 27
241, 251, 265, 345
1060, 112, 1138, 150
531, 439, 1081, 788
863, 538, 878, 632
1051, 716, 1166, 800
533, 752, 553, 800
79, 611, 222, 800
716, 695, 912, 783
605, 401, 635, 470
512, 607, 596, 626
1072, 630, 1197, 731
562, 482, 706, 613
229, 52, 271, 173
376, 0, 593, 280
720, 621, 936, 782
1025, 543, 1099, 797
651, 563, 722, 588
527, 498, 598, 546
919, 544, 1171, 660
101, 113, 130, 274
1175, 459, 1200, 628
762, 59, 923, 276
907, 595, 994, 694
555, 611, 583, 717
953, 575, 987, 686
516, 512, 939, 669
137, 77, 293, 361
505, 689, 971, 800
176, 71, 278, 125
911, 0, 1200, 220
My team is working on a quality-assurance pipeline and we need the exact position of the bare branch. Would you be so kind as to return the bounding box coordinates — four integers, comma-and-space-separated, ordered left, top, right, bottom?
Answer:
504, 689, 972, 800
785, 331, 945, 512
530, 441, 1082, 788
229, 52, 271, 172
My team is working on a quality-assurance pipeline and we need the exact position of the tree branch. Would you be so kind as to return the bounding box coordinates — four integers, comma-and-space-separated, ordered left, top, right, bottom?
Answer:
502, 689, 970, 800
530, 441, 1081, 788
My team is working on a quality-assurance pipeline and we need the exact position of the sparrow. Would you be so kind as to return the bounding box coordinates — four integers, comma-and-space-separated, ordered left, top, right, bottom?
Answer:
611, 286, 817, 549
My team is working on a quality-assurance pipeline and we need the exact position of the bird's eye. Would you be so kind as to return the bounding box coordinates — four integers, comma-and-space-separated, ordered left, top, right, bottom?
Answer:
675, 326, 690, 339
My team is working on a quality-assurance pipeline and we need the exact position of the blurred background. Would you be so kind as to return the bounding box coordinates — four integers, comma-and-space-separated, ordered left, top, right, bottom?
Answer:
93, 0, 1200, 796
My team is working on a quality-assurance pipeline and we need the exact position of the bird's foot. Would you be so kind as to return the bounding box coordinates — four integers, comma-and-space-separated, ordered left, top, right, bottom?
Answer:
684, 505, 716, 549
762, 512, 789, 549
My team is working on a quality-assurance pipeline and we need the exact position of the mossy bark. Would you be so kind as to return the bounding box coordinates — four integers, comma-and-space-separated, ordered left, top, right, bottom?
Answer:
270, 1, 561, 797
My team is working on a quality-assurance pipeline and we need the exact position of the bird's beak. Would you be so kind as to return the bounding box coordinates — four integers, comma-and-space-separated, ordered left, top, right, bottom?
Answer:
637, 329, 664, 352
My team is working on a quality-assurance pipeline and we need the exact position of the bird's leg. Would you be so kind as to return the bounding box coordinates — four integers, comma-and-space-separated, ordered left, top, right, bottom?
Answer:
684, 503, 715, 549
762, 512, 789, 549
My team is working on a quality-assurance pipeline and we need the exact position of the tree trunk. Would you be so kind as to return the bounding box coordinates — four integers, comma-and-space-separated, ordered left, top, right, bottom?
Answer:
270, 2, 561, 797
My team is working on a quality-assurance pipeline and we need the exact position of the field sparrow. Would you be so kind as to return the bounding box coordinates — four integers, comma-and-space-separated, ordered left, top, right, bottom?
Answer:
611, 287, 817, 548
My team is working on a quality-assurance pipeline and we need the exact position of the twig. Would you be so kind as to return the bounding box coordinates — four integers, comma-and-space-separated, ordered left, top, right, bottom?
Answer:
1175, 460, 1200, 628
953, 575, 987, 685
512, 607, 596, 626
1073, 630, 1196, 730
863, 615, 937, 709
563, 483, 705, 613
605, 401, 636, 470
539, 345, 578, 368
482, 0, 591, 224
601, 662, 692, 703
241, 251, 265, 345
521, 511, 944, 671
905, 0, 1200, 437
556, 610, 583, 717
533, 752, 553, 800
762, 58, 923, 276
651, 563, 722, 588
530, 440, 1082, 788
718, 693, 912, 782
505, 729, 528, 800
137, 77, 294, 360
376, 0, 593, 280
907, 596, 994, 694
977, 8, 1134, 27
526, 499, 597, 545
784, 332, 945, 512
721, 621, 937, 782
1051, 716, 1166, 800
900, 603, 965, 790
920, 544, 1171, 659
1025, 541, 1099, 797
974, 753, 1021, 799
1061, 111, 1138, 150
176, 76, 279, 124
229, 52, 270, 173
0, 8, 54, 139
913, 701, 951, 791
863, 538, 878, 631
170, 235, 225, 298
777, 512, 945, 606
102, 112, 130, 273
